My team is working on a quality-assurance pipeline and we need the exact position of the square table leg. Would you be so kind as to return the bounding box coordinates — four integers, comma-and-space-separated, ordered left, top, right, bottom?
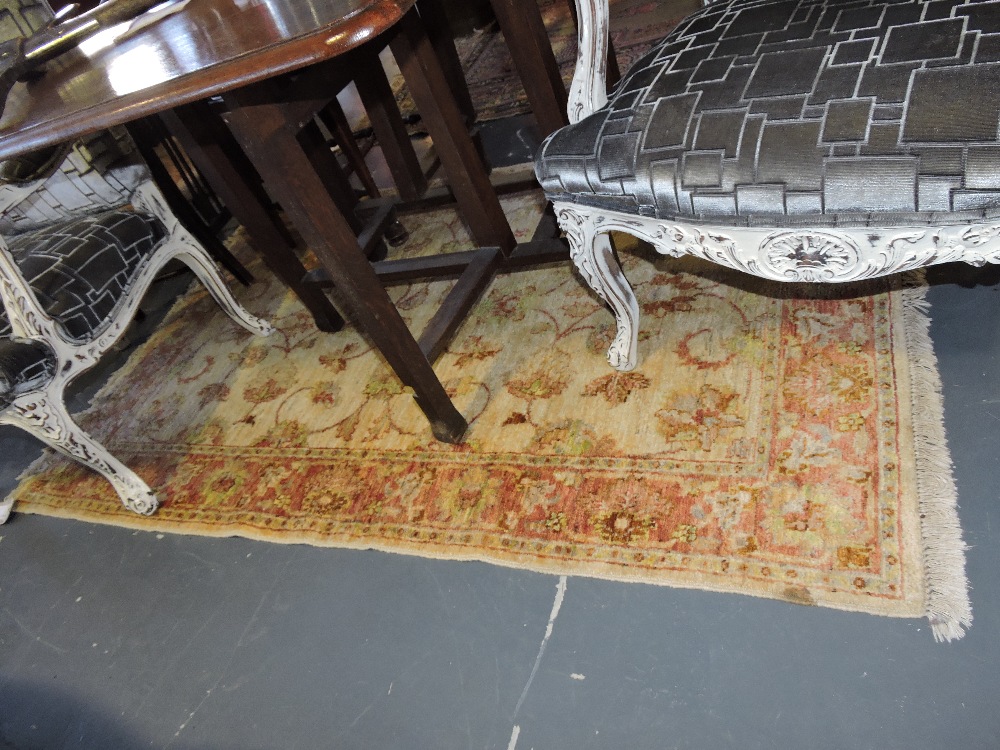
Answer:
488, 0, 568, 136
353, 62, 428, 203
389, 7, 516, 254
221, 81, 467, 443
161, 103, 347, 334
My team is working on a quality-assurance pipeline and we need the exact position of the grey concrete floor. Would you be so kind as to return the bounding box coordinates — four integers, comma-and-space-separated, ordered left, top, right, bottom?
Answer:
2, 145, 1000, 748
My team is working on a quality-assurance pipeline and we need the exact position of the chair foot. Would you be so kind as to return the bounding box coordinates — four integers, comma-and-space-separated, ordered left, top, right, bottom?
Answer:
555, 203, 639, 371
4, 393, 160, 516
175, 248, 275, 337
118, 485, 159, 516
587, 234, 638, 372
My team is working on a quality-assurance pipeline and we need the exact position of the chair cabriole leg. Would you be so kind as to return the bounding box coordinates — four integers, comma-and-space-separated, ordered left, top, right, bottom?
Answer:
132, 179, 274, 337
174, 246, 275, 337
1, 392, 158, 515
554, 202, 639, 371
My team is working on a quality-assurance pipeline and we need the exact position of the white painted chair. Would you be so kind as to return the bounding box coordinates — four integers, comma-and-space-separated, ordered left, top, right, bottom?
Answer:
0, 130, 273, 522
536, 0, 1000, 371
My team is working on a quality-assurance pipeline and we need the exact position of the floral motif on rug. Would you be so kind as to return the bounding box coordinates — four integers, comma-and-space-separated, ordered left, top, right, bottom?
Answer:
9, 191, 970, 640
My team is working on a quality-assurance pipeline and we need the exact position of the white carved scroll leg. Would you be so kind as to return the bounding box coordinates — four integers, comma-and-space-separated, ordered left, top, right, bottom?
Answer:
2, 393, 158, 516
588, 233, 639, 371
173, 247, 274, 337
557, 204, 640, 371
131, 179, 273, 337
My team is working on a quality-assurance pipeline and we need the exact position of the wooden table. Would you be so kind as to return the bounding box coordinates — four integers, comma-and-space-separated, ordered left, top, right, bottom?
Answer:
0, 0, 522, 443
484, 0, 621, 137
488, 0, 568, 135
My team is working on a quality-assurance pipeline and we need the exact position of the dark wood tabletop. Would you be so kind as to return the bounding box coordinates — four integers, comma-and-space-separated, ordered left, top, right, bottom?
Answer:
0, 0, 416, 159
0, 0, 565, 443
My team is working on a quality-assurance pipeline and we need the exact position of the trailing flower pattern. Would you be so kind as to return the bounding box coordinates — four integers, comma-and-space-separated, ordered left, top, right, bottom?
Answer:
11, 192, 921, 617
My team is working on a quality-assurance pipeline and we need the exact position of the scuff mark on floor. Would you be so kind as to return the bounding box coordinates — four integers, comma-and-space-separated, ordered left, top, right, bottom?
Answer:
507, 576, 568, 748
507, 724, 521, 750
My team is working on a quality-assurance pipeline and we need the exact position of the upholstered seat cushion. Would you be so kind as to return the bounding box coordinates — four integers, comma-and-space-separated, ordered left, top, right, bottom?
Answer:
0, 130, 147, 236
3, 209, 165, 343
0, 144, 69, 185
535, 0, 1000, 227
0, 338, 55, 407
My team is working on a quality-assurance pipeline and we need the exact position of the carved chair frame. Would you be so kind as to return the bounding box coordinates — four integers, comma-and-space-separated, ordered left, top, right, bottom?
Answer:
558, 0, 1000, 372
0, 179, 272, 522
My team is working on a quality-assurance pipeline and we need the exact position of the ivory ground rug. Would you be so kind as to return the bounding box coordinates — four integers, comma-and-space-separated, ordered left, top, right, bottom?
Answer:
8, 191, 971, 641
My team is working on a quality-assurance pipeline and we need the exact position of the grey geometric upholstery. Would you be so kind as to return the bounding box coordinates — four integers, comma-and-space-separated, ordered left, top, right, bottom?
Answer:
0, 338, 54, 408
535, 0, 1000, 227
0, 209, 165, 343
0, 140, 67, 184
0, 0, 273, 521
0, 129, 146, 235
0, 0, 67, 187
0, 0, 47, 37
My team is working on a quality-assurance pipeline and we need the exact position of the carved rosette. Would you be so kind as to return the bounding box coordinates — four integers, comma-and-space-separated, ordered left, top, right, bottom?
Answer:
552, 200, 1000, 370
760, 230, 861, 282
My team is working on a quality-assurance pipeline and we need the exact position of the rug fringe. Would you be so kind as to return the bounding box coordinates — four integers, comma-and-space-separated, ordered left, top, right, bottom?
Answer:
901, 274, 972, 642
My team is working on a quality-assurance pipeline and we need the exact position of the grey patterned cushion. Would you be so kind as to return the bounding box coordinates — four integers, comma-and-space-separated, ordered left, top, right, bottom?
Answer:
0, 144, 70, 184
0, 1, 62, 187
0, 337, 54, 407
1, 209, 165, 344
0, 0, 50, 42
535, 0, 1000, 227
0, 130, 147, 236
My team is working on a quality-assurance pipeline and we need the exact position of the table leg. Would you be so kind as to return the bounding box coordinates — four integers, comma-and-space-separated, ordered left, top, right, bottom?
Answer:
316, 99, 383, 200
488, 0, 568, 136
222, 82, 467, 443
353, 62, 428, 202
389, 7, 516, 254
416, 0, 477, 124
163, 103, 346, 333
127, 117, 255, 288
415, 0, 489, 166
